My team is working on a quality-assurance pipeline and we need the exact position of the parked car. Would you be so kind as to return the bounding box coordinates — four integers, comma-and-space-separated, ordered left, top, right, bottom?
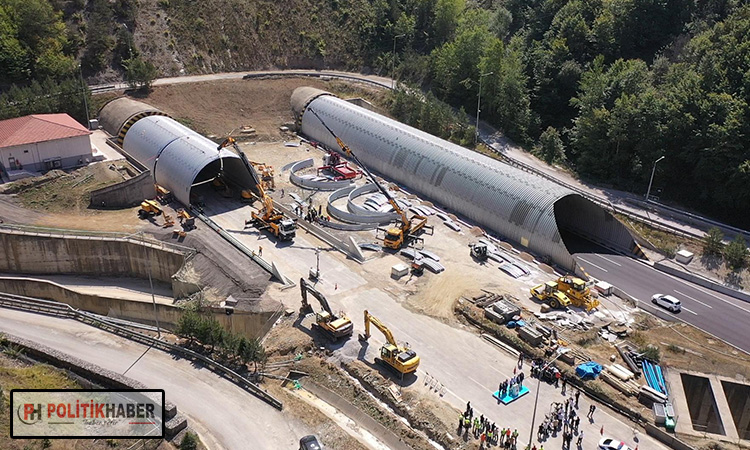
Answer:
300, 435, 323, 450
598, 437, 634, 450
651, 293, 682, 312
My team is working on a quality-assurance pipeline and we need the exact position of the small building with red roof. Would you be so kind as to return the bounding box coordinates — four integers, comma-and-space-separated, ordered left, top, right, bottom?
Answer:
0, 113, 92, 176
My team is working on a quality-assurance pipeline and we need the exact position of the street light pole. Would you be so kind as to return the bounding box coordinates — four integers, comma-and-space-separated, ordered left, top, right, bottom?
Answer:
525, 347, 569, 450
475, 72, 494, 145
79, 64, 90, 129
391, 34, 406, 90
645, 155, 666, 201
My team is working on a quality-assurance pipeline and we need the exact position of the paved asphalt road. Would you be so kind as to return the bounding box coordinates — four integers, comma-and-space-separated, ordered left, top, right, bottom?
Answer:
0, 308, 311, 449
573, 250, 750, 353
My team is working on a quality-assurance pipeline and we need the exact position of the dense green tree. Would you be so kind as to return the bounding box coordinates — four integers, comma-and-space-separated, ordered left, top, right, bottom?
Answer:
536, 126, 566, 164
123, 55, 159, 90
702, 227, 725, 256
0, 0, 75, 84
433, 0, 465, 44
724, 235, 748, 271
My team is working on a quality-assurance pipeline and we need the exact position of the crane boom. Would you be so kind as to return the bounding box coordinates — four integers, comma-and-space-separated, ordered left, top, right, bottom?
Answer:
307, 108, 410, 229
363, 310, 397, 347
217, 137, 273, 217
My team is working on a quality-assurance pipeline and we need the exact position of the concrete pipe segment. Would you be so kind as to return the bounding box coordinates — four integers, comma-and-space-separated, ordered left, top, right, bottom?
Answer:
346, 183, 400, 222
326, 186, 381, 227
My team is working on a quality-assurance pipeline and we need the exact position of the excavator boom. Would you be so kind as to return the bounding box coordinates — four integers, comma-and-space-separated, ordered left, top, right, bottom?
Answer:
363, 310, 397, 347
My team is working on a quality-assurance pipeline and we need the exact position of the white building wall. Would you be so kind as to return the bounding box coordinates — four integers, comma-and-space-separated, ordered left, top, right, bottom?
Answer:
0, 134, 92, 172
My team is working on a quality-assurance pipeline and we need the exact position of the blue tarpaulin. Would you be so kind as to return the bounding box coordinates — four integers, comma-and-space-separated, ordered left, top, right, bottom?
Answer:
575, 361, 603, 380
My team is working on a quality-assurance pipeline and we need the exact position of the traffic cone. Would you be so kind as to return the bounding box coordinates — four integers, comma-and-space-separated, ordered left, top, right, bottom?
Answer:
600, 426, 604, 435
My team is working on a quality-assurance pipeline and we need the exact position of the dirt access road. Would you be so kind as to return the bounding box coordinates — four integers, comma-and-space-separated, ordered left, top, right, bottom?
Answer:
0, 307, 311, 450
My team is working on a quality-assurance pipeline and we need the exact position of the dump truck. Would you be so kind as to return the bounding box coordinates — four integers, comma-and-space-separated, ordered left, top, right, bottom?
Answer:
359, 310, 419, 376
307, 108, 433, 250
556, 276, 600, 311
530, 281, 572, 309
299, 278, 353, 341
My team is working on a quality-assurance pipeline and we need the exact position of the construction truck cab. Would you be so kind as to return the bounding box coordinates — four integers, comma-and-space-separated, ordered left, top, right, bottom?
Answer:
278, 218, 297, 241
384, 227, 404, 249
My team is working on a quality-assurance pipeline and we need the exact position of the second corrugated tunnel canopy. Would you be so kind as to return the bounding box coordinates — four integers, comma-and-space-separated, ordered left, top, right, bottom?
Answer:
291, 87, 643, 271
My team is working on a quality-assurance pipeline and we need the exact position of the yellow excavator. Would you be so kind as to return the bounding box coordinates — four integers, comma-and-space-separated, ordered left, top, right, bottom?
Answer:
359, 310, 420, 376
299, 278, 353, 341
307, 109, 433, 249
217, 137, 297, 241
137, 199, 162, 219
556, 276, 600, 311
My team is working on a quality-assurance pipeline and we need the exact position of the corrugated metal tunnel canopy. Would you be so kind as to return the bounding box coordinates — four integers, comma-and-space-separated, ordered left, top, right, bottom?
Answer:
98, 97, 168, 144
122, 115, 255, 206
292, 87, 639, 270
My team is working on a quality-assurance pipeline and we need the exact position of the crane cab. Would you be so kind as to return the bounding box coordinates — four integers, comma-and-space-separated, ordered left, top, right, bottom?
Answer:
278, 218, 297, 241
383, 227, 404, 249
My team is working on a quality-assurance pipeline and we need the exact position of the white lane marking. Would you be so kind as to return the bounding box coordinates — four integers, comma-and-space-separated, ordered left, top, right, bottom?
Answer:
577, 257, 608, 272
681, 307, 698, 315
683, 283, 750, 314
595, 254, 622, 267
674, 289, 712, 308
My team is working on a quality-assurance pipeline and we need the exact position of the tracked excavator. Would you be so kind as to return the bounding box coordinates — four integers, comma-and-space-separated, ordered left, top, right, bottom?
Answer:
299, 278, 353, 341
217, 137, 296, 241
307, 108, 433, 250
359, 310, 419, 376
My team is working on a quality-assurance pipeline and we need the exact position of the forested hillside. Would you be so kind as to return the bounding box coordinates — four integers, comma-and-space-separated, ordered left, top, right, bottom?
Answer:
0, 0, 748, 226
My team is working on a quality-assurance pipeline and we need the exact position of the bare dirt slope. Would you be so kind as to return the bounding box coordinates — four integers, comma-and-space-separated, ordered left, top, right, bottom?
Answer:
141, 77, 330, 139
139, 77, 385, 140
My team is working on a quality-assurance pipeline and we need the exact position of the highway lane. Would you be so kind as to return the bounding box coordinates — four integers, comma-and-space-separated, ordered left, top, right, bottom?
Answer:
574, 251, 750, 353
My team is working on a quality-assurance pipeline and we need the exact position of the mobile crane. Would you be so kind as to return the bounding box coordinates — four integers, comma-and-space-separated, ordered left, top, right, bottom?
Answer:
217, 137, 296, 241
307, 108, 432, 250
359, 310, 420, 376
299, 278, 353, 341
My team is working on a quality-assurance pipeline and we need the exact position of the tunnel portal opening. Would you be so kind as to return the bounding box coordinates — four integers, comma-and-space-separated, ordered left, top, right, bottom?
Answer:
553, 194, 641, 258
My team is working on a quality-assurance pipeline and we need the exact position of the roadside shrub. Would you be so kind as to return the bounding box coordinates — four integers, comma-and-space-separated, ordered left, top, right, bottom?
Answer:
180, 431, 198, 450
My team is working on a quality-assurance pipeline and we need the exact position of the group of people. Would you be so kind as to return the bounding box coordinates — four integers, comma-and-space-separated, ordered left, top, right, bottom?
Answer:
498, 370, 525, 398
458, 402, 520, 449
536, 392, 586, 449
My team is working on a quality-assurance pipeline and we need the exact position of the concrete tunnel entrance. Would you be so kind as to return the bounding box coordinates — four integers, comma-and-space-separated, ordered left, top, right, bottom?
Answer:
553, 194, 642, 258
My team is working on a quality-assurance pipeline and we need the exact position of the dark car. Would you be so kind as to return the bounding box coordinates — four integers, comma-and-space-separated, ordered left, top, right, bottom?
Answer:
300, 435, 323, 450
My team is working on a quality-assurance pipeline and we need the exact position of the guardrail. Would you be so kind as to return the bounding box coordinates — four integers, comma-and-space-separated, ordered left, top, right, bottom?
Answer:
0, 292, 283, 410
479, 142, 702, 240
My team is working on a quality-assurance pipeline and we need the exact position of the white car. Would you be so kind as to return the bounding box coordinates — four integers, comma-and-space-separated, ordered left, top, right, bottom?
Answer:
598, 437, 634, 450
651, 293, 682, 312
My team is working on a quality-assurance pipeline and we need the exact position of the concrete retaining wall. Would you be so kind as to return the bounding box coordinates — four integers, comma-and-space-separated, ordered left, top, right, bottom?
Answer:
644, 423, 697, 450
654, 261, 750, 303
90, 171, 156, 208
0, 277, 279, 338
0, 230, 185, 284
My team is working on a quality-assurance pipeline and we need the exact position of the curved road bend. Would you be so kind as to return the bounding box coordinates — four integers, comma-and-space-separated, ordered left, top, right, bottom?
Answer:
572, 248, 750, 353
0, 307, 311, 449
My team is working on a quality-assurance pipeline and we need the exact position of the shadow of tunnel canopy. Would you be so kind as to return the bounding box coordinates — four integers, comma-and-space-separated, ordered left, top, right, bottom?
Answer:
554, 194, 639, 257
191, 157, 259, 203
